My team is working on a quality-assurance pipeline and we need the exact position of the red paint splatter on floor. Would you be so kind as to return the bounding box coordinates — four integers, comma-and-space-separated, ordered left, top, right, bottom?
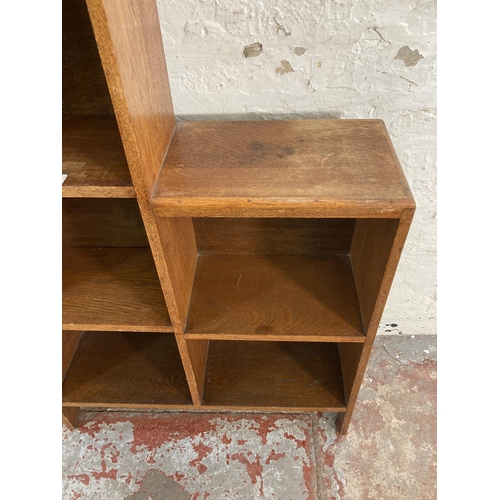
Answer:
221, 434, 232, 445
174, 471, 185, 482
68, 474, 90, 486
189, 442, 213, 474
91, 460, 118, 481
100, 442, 120, 464
265, 449, 286, 464
230, 453, 264, 495
284, 431, 307, 449
301, 457, 316, 500
237, 439, 247, 445
192, 492, 210, 499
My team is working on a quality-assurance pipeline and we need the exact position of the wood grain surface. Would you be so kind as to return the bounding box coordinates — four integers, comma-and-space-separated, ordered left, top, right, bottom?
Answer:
62, 115, 134, 197
62, 407, 81, 429
337, 207, 415, 434
152, 119, 415, 218
86, 0, 209, 408
62, 198, 149, 248
62, 331, 192, 407
350, 218, 400, 328
185, 255, 364, 342
202, 341, 346, 410
194, 218, 355, 255
63, 330, 82, 381
63, 0, 114, 115
63, 247, 172, 332
86, 0, 176, 195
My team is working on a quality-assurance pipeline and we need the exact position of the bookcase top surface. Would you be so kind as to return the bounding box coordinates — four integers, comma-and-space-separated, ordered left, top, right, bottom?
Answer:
151, 119, 415, 218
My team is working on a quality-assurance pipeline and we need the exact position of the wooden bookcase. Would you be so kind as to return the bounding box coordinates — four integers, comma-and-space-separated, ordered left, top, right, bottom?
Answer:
62, 0, 415, 435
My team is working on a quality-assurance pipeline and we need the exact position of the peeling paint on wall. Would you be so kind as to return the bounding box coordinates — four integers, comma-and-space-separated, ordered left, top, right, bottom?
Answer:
243, 42, 262, 58
275, 60, 294, 75
155, 0, 437, 336
395, 46, 424, 67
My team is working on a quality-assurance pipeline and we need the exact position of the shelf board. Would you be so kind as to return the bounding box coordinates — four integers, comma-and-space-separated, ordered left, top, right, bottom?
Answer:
62, 115, 135, 198
202, 341, 346, 411
63, 247, 173, 332
151, 119, 415, 218
62, 331, 192, 407
184, 254, 365, 342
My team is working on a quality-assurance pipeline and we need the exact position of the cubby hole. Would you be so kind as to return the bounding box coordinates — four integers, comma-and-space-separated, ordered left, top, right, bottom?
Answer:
181, 217, 368, 342
62, 0, 132, 197
201, 340, 347, 411
62, 198, 172, 332
62, 331, 192, 407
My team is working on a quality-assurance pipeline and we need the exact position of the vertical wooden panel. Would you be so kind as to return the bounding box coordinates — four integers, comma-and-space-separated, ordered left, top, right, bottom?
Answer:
338, 343, 364, 403
62, 198, 149, 248
154, 217, 198, 329
85, 0, 208, 405
86, 0, 176, 195
63, 330, 82, 381
350, 218, 400, 329
338, 208, 415, 434
63, 0, 114, 115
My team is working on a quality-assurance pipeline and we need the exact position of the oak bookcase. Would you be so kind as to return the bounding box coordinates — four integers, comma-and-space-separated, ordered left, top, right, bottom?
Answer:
62, 0, 415, 435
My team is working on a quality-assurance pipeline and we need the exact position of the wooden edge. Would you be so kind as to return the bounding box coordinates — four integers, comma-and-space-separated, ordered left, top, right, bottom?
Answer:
63, 330, 83, 381
378, 120, 417, 206
62, 324, 174, 333
151, 199, 410, 219
337, 207, 415, 435
185, 333, 365, 343
62, 402, 346, 412
62, 186, 136, 198
62, 407, 81, 430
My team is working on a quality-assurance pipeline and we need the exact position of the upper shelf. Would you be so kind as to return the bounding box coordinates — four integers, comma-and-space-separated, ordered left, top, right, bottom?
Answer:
151, 119, 415, 218
62, 115, 135, 198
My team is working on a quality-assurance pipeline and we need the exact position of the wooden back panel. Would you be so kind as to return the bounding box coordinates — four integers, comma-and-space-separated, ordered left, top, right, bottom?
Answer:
86, 0, 176, 195
62, 198, 149, 247
63, 0, 114, 115
194, 218, 355, 255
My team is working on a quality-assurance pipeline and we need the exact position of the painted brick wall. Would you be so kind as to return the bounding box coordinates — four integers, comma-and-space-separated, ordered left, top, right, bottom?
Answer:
156, 0, 437, 336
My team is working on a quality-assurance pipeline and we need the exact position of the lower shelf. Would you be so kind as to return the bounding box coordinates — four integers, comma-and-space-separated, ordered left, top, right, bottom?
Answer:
62, 331, 192, 408
202, 341, 347, 412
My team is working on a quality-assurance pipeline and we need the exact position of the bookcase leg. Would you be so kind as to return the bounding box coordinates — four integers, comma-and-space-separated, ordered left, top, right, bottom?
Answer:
335, 412, 349, 435
62, 407, 80, 430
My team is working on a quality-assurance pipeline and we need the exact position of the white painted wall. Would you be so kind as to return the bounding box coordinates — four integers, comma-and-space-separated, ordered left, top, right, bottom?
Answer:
156, 0, 437, 336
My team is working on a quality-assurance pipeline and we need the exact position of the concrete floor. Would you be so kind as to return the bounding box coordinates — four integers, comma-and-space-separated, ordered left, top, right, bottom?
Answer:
62, 335, 436, 499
